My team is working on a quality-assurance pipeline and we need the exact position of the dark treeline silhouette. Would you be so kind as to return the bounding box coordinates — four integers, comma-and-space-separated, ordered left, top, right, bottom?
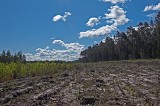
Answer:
28, 60, 72, 63
0, 50, 26, 63
79, 12, 160, 62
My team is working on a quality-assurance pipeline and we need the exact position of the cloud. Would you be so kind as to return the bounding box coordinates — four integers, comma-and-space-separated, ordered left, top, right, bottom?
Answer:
144, 3, 160, 11
100, 0, 126, 4
53, 40, 65, 45
147, 13, 156, 18
62, 12, 72, 21
53, 40, 85, 53
79, 5, 129, 38
53, 12, 72, 22
26, 40, 85, 61
25, 49, 75, 61
79, 25, 117, 38
45, 46, 50, 49
53, 15, 63, 22
105, 5, 129, 26
86, 17, 100, 27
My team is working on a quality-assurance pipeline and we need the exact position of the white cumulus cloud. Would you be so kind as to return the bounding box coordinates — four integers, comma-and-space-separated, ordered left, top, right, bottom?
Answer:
79, 5, 129, 38
53, 12, 72, 22
79, 25, 117, 38
53, 15, 63, 22
86, 17, 100, 27
26, 40, 85, 61
144, 3, 160, 11
100, 0, 126, 4
105, 5, 129, 26
53, 40, 65, 45
53, 40, 85, 53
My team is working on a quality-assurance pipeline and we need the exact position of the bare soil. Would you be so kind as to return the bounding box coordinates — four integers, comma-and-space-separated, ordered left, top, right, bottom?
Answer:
0, 60, 160, 106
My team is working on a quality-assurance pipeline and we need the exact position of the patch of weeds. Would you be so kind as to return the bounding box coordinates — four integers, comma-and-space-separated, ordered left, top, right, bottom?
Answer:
126, 86, 137, 97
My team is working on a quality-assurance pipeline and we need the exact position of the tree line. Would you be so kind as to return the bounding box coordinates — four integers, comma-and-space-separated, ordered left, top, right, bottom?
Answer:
0, 50, 26, 63
79, 12, 160, 62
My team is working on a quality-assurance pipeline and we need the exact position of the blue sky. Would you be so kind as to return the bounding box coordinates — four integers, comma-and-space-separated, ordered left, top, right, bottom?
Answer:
0, 0, 160, 61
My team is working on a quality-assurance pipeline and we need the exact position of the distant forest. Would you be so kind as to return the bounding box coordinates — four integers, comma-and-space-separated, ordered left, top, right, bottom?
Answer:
79, 12, 160, 62
0, 50, 26, 63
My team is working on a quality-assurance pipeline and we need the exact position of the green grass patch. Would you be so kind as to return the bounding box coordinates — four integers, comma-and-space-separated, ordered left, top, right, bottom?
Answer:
0, 62, 73, 82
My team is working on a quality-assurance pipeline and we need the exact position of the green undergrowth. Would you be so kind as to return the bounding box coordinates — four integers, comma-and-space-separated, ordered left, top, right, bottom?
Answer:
0, 62, 73, 82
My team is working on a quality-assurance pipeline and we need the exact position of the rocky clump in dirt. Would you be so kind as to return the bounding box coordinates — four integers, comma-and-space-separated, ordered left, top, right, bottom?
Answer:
80, 96, 98, 105
95, 79, 105, 87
